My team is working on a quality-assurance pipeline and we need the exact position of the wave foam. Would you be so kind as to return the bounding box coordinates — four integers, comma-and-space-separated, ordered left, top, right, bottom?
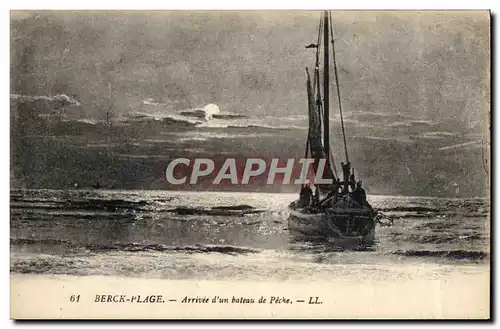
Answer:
390, 250, 488, 261
166, 205, 265, 217
10, 238, 259, 255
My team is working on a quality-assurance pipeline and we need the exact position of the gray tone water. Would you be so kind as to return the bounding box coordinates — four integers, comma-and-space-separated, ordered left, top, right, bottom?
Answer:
10, 189, 489, 281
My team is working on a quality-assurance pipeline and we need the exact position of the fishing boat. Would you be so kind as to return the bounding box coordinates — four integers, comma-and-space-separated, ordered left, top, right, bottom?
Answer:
288, 11, 380, 246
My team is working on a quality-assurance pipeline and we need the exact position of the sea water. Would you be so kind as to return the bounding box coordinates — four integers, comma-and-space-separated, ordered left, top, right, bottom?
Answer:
10, 189, 489, 281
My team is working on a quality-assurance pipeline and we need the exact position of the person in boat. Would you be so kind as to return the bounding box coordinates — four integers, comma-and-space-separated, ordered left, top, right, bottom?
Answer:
349, 170, 356, 192
312, 186, 320, 206
341, 162, 350, 181
299, 183, 313, 207
352, 181, 367, 207
335, 177, 342, 194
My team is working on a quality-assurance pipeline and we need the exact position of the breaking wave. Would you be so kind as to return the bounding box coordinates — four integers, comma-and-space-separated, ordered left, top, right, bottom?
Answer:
11, 197, 150, 213
380, 206, 443, 212
10, 238, 259, 255
166, 205, 265, 217
390, 250, 488, 261
392, 233, 483, 244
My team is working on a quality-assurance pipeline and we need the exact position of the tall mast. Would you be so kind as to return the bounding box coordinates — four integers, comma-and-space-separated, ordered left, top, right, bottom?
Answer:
329, 11, 349, 164
327, 11, 351, 193
322, 11, 330, 165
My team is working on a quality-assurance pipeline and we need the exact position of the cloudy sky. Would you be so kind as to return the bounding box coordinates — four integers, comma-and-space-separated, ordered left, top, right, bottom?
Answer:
10, 10, 490, 197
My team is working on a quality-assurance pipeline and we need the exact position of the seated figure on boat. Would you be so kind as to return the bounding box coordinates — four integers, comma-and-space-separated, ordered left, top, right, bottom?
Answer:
352, 181, 367, 205
335, 177, 342, 194
312, 186, 320, 206
351, 181, 374, 211
298, 183, 313, 208
349, 170, 356, 192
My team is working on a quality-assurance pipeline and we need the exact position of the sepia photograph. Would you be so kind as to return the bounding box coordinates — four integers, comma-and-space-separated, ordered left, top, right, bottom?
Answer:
9, 9, 490, 319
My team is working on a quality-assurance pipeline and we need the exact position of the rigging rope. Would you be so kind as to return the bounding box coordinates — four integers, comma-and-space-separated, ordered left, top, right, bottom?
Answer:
329, 11, 350, 164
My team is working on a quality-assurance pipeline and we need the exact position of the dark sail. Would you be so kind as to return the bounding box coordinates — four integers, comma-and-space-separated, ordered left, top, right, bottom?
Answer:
306, 68, 336, 188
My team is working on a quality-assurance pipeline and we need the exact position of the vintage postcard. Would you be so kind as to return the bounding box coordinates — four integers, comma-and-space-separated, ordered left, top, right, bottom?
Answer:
10, 10, 490, 319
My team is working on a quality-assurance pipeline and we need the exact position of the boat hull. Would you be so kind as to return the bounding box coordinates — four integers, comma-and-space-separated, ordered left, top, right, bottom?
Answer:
287, 207, 376, 247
